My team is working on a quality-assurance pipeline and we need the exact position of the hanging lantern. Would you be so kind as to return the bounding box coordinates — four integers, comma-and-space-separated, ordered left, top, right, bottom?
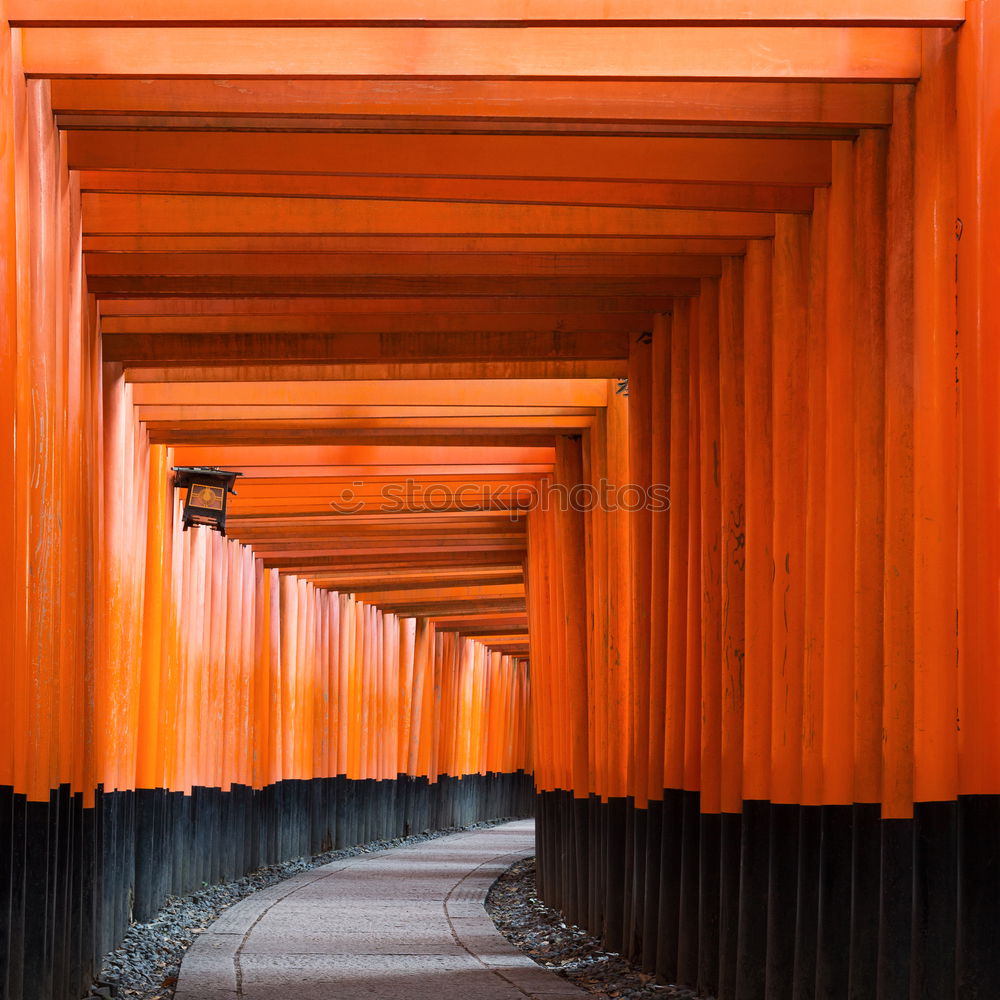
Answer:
172, 466, 243, 536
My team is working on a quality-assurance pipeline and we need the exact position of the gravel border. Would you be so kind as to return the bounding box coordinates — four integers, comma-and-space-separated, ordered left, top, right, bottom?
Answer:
85, 817, 516, 1000
485, 857, 702, 1000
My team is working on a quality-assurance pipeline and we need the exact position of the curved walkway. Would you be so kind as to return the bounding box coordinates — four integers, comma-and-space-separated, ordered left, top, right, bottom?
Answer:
175, 820, 585, 1000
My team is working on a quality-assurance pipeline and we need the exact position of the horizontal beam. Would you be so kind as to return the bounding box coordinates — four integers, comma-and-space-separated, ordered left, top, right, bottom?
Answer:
68, 132, 831, 186
299, 569, 524, 588
10, 1, 963, 27
81, 193, 777, 239
90, 277, 698, 297
100, 297, 677, 317
125, 360, 626, 386
236, 523, 525, 538
145, 416, 592, 431
430, 612, 527, 624
312, 584, 524, 595
227, 510, 527, 523
214, 464, 553, 478
147, 417, 591, 430
251, 550, 527, 564
334, 584, 526, 599
228, 478, 541, 491
105, 313, 654, 335
246, 533, 527, 548
67, 130, 831, 185
281, 552, 524, 577
450, 628, 529, 639
231, 501, 532, 516
85, 235, 748, 254
226, 482, 540, 510
22, 27, 923, 80
86, 252, 724, 278
171, 443, 554, 465
354, 583, 526, 598
231, 501, 530, 515
123, 361, 625, 381
78, 171, 813, 213
50, 79, 895, 126
131, 378, 609, 405
103, 330, 631, 364
232, 470, 537, 486
56, 113, 858, 140
136, 405, 595, 418
346, 599, 527, 617
263, 549, 524, 576
273, 551, 526, 570
149, 429, 561, 447
243, 538, 527, 553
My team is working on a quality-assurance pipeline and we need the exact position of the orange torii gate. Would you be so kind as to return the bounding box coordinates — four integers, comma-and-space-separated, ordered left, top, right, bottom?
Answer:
2, 3, 1000, 1000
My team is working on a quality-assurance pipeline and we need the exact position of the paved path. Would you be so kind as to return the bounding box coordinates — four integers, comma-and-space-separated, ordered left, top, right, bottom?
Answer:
176, 820, 586, 1000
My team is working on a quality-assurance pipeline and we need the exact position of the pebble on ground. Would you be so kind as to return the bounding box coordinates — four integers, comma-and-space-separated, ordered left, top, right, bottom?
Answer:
485, 856, 702, 1000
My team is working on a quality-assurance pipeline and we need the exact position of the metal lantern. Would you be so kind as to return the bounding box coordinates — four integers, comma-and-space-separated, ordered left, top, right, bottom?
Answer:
172, 466, 243, 536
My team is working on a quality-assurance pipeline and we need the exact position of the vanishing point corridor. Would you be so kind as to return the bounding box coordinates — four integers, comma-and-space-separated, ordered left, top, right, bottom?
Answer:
2, 4, 1000, 1000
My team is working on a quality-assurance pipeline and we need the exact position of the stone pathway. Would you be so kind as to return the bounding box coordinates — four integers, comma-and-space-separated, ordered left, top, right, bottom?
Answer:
175, 819, 585, 1000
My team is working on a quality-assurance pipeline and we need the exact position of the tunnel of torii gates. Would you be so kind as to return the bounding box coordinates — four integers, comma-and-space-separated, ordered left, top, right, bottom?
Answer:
3, 3, 1000, 1000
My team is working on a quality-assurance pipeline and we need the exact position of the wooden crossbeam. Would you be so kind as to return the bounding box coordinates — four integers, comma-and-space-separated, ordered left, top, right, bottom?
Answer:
89, 277, 697, 297
50, 80, 894, 126
100, 297, 679, 318
123, 361, 625, 381
81, 194, 777, 240
22, 27, 923, 80
78, 172, 813, 213
86, 236, 748, 254
68, 132, 831, 185
87, 252, 724, 278
235, 522, 526, 538
145, 417, 591, 434
342, 585, 525, 604
105, 313, 654, 334
136, 405, 596, 418
176, 463, 553, 477
171, 443, 555, 465
227, 511, 528, 524
150, 429, 561, 447
275, 552, 527, 572
132, 378, 608, 406
299, 569, 524, 590
58, 115, 859, 141
104, 330, 631, 364
10, 1, 963, 27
